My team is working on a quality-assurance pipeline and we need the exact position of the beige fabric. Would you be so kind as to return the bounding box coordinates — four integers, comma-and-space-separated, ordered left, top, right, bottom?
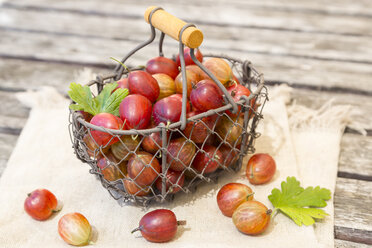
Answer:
0, 85, 349, 248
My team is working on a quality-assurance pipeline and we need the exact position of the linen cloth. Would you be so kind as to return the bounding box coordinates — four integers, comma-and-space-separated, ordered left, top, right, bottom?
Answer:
0, 83, 350, 248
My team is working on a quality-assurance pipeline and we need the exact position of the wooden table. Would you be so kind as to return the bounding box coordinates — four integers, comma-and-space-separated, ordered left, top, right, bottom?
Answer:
0, 0, 371, 246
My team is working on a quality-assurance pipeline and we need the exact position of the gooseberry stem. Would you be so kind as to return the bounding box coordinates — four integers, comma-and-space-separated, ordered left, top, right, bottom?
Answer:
246, 192, 255, 201
177, 220, 187, 226
110, 57, 130, 72
131, 226, 143, 234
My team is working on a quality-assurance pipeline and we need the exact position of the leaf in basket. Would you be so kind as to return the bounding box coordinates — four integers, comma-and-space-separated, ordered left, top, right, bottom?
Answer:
68, 83, 98, 115
97, 84, 129, 116
268, 176, 331, 226
68, 82, 128, 116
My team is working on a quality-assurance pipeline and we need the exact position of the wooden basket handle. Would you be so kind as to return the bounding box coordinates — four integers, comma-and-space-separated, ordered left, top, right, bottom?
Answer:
144, 6, 203, 48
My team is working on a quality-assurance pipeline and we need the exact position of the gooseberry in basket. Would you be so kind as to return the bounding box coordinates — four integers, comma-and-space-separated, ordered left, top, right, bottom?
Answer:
152, 73, 176, 100
111, 135, 140, 161
174, 69, 199, 98
226, 84, 253, 116
128, 71, 159, 102
142, 124, 169, 154
78, 111, 93, 122
58, 212, 92, 246
127, 151, 161, 186
152, 94, 190, 126
217, 183, 254, 217
215, 115, 244, 146
167, 137, 196, 171
155, 169, 185, 194
97, 152, 127, 182
119, 94, 152, 129
123, 179, 151, 196
146, 56, 179, 79
90, 113, 123, 146
246, 153, 276, 185
218, 144, 239, 167
190, 79, 224, 112
182, 111, 216, 144
203, 134, 217, 147
192, 145, 223, 174
168, 93, 192, 111
232, 200, 271, 235
24, 189, 62, 221
202, 57, 233, 86
114, 77, 129, 92
186, 65, 205, 81
176, 47, 203, 67
132, 209, 186, 243
83, 133, 110, 158
232, 74, 241, 85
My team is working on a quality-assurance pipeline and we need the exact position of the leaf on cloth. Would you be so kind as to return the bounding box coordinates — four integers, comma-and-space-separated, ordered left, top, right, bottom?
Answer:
268, 176, 331, 226
68, 82, 128, 116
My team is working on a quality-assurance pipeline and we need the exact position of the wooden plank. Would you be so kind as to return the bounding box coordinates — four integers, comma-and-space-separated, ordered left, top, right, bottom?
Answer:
7, 0, 372, 16
2, 8, 372, 65
335, 239, 372, 248
291, 88, 372, 131
0, 91, 29, 128
200, 0, 372, 16
0, 133, 19, 176
0, 58, 111, 91
334, 178, 372, 232
335, 226, 372, 245
4, 0, 372, 37
338, 134, 372, 180
1, 29, 372, 93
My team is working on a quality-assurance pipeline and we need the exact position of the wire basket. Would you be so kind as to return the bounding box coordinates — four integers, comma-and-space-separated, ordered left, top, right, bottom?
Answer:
68, 6, 268, 206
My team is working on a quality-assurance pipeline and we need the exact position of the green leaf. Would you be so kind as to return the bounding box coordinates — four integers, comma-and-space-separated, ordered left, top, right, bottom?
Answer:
101, 86, 129, 115
69, 104, 84, 111
279, 207, 328, 226
95, 83, 117, 113
67, 82, 128, 116
296, 186, 331, 208
268, 176, 331, 226
68, 83, 98, 115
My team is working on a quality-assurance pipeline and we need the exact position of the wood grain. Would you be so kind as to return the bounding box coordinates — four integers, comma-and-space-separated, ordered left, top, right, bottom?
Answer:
335, 239, 372, 248
144, 6, 203, 48
0, 58, 110, 91
0, 133, 19, 176
335, 226, 372, 245
334, 178, 372, 232
4, 0, 372, 36
0, 91, 29, 129
290, 89, 372, 131
1, 29, 372, 93
338, 134, 372, 179
2, 7, 372, 64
